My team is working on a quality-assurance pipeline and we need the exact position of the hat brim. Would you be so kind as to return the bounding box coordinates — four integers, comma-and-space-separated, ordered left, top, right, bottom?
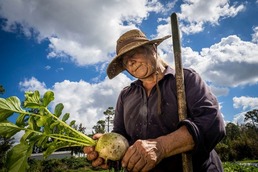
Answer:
107, 35, 171, 79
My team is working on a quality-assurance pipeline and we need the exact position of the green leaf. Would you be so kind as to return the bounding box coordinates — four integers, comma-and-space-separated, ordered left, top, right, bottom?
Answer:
43, 140, 71, 159
54, 103, 64, 117
6, 143, 33, 172
0, 121, 21, 138
28, 116, 38, 130
62, 113, 70, 122
43, 117, 52, 134
16, 113, 28, 127
69, 120, 76, 126
36, 115, 49, 127
36, 135, 48, 148
29, 134, 44, 143
0, 96, 25, 121
24, 91, 41, 108
43, 91, 54, 107
50, 121, 59, 130
1, 90, 97, 172
20, 130, 34, 143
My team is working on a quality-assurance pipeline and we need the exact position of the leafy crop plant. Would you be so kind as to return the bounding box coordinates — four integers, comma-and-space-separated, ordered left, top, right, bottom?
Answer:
0, 90, 128, 172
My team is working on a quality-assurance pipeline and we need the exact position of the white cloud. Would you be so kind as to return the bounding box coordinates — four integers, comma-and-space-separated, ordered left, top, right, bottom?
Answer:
1, 0, 254, 90
19, 75, 132, 134
232, 111, 246, 124
252, 26, 258, 43
45, 65, 51, 70
178, 0, 245, 34
209, 85, 229, 97
0, 0, 167, 66
13, 130, 25, 145
233, 96, 258, 110
181, 34, 258, 88
19, 77, 48, 95
232, 110, 256, 126
153, 26, 258, 90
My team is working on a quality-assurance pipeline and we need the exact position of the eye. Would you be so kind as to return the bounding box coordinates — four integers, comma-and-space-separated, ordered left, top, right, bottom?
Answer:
123, 59, 136, 67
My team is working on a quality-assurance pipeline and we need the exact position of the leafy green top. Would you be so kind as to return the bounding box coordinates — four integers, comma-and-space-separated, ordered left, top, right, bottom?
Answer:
0, 90, 96, 172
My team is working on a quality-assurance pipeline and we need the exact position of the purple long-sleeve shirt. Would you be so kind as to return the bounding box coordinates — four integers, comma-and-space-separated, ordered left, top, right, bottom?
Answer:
113, 66, 225, 172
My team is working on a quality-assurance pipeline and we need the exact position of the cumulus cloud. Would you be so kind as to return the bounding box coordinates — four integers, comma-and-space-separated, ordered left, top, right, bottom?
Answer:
0, 0, 167, 66
178, 0, 245, 34
252, 26, 258, 43
232, 111, 246, 124
19, 77, 48, 95
233, 96, 258, 110
1, 0, 258, 129
200, 36, 258, 87
209, 85, 229, 97
19, 75, 132, 134
1, 0, 254, 89
45, 65, 51, 70
180, 32, 258, 88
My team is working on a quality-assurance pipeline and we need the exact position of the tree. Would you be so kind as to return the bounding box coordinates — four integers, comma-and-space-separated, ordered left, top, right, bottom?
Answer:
225, 122, 241, 142
0, 136, 15, 169
244, 109, 258, 128
0, 85, 15, 170
92, 120, 106, 134
103, 107, 115, 132
0, 85, 5, 94
92, 107, 115, 134
216, 119, 258, 161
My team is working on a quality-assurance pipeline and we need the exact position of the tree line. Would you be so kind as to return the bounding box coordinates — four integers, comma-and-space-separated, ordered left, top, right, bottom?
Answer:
215, 109, 258, 161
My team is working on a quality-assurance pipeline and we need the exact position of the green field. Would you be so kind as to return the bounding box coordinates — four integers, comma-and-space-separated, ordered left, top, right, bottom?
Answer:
1, 157, 257, 172
26, 158, 258, 172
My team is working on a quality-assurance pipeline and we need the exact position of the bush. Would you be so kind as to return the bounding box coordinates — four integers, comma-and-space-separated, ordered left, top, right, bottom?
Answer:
223, 162, 258, 172
28, 157, 106, 172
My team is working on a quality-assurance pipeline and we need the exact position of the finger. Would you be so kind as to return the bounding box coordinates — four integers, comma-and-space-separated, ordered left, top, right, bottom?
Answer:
140, 159, 156, 172
122, 145, 136, 168
93, 133, 103, 139
132, 157, 147, 172
87, 151, 98, 161
100, 163, 109, 169
92, 157, 104, 167
83, 146, 94, 154
127, 153, 141, 172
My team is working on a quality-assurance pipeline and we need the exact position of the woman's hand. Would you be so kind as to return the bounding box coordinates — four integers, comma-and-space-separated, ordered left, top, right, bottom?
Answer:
121, 139, 165, 172
83, 133, 109, 169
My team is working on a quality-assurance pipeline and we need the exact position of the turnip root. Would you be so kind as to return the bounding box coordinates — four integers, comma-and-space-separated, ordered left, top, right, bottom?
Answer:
95, 132, 129, 161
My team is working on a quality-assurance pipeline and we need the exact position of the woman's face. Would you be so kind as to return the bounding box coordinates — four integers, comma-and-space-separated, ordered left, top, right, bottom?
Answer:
122, 46, 156, 79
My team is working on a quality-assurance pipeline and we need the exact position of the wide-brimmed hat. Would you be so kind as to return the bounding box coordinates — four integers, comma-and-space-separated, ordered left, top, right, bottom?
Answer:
107, 29, 171, 79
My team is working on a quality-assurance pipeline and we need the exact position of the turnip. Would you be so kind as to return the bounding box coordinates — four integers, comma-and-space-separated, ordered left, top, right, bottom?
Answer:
0, 90, 129, 172
95, 132, 129, 161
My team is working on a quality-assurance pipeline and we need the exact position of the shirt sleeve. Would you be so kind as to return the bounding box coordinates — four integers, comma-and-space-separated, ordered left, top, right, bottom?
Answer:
177, 69, 225, 154
112, 88, 131, 142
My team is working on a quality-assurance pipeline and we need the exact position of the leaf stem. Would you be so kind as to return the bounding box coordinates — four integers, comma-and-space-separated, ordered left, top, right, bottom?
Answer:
19, 126, 96, 146
44, 108, 96, 145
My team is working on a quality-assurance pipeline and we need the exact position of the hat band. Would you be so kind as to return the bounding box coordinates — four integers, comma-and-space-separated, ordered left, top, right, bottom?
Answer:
116, 37, 148, 54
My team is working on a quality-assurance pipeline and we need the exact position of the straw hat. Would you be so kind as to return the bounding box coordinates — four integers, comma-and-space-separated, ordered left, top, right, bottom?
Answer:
107, 29, 171, 79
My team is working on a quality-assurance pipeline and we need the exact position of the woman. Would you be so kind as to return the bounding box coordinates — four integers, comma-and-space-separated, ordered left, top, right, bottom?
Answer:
85, 29, 225, 172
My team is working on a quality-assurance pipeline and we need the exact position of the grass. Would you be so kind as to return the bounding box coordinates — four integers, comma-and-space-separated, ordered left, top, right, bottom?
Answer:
21, 157, 258, 172
223, 161, 258, 172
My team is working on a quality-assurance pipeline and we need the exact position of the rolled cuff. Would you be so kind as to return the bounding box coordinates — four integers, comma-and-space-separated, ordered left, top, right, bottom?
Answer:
177, 119, 203, 153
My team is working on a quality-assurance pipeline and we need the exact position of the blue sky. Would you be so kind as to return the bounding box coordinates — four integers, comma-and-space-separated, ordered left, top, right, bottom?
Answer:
1, 0, 258, 135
